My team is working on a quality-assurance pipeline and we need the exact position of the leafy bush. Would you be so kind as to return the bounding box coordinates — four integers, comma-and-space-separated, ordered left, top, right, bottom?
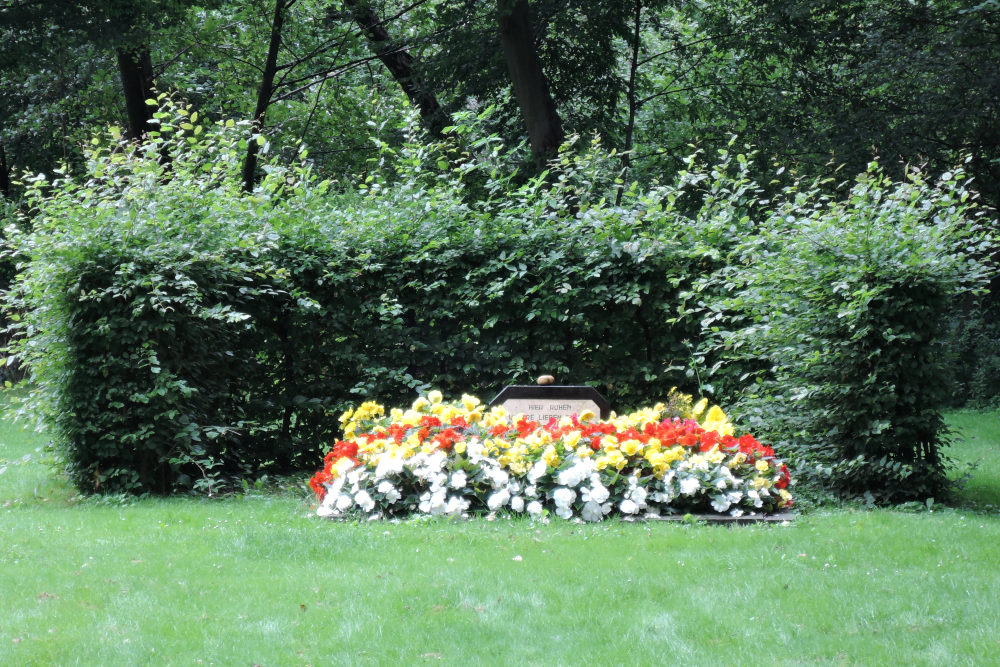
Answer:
3, 103, 718, 494
5, 102, 992, 500
687, 164, 996, 501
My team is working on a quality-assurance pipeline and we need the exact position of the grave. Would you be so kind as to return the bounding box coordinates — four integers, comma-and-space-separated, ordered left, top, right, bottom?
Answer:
489, 376, 611, 422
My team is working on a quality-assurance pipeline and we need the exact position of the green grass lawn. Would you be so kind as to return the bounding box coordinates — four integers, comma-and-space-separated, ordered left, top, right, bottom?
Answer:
2, 400, 999, 666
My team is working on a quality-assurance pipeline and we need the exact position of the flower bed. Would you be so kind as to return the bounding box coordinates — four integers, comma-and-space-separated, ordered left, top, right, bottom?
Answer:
309, 390, 792, 521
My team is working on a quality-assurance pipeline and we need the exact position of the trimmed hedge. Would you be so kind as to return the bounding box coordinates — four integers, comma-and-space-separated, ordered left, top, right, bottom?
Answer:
5, 114, 724, 493
5, 106, 993, 499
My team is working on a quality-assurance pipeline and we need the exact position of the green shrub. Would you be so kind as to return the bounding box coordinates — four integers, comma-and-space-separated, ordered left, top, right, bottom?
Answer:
3, 104, 716, 494
688, 164, 996, 501
6, 101, 991, 500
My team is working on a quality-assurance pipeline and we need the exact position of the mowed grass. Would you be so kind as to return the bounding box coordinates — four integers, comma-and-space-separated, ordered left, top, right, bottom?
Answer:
946, 409, 1000, 510
2, 399, 999, 666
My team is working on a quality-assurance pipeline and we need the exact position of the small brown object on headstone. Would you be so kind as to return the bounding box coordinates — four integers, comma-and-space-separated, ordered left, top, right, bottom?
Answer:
537, 375, 555, 385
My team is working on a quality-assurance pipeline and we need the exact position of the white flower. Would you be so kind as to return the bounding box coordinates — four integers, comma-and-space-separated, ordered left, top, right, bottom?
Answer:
449, 470, 467, 489
444, 495, 469, 515
747, 489, 763, 508
581, 500, 604, 522
377, 480, 401, 504
335, 494, 353, 511
630, 486, 647, 506
552, 487, 576, 508
527, 459, 548, 483
466, 439, 485, 460
620, 499, 639, 515
557, 460, 594, 488
582, 484, 610, 505
487, 488, 511, 511
510, 496, 525, 513
680, 477, 701, 496
433, 472, 450, 490
526, 500, 544, 517
650, 490, 674, 504
485, 467, 509, 489
555, 505, 574, 520
355, 490, 376, 512
428, 490, 448, 515
710, 494, 732, 513
374, 452, 404, 479
525, 485, 539, 498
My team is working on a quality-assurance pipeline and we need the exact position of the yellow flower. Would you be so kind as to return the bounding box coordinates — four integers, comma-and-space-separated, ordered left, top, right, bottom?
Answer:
755, 459, 770, 473
509, 459, 529, 475
605, 449, 627, 471
594, 456, 609, 471
662, 446, 686, 464
578, 409, 596, 422
705, 446, 724, 464
338, 407, 354, 424
543, 445, 561, 468
701, 405, 734, 436
576, 446, 594, 459
483, 406, 508, 427
461, 394, 481, 412
752, 476, 772, 490
645, 450, 666, 471
562, 430, 582, 451
691, 398, 709, 419
412, 397, 430, 412
428, 390, 443, 404
454, 441, 467, 455
621, 439, 642, 457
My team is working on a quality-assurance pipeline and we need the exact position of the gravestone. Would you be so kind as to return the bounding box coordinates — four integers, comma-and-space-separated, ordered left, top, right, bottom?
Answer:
490, 377, 611, 422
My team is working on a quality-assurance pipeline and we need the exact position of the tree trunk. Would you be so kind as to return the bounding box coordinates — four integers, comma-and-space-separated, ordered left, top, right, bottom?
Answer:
496, 0, 564, 163
116, 46, 156, 140
616, 0, 643, 206
346, 1, 446, 139
243, 0, 288, 193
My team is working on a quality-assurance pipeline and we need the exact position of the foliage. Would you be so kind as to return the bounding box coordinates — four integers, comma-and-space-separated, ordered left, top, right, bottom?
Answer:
2, 103, 715, 494
686, 162, 996, 502
5, 100, 992, 500
942, 296, 1000, 408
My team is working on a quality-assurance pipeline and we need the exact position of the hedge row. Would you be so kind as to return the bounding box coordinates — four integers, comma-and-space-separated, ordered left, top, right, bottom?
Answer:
5, 110, 993, 499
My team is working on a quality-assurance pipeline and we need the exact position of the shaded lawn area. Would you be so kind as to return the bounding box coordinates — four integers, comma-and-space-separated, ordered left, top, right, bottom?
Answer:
2, 401, 999, 666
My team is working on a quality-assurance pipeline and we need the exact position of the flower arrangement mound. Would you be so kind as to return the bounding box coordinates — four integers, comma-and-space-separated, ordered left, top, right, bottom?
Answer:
309, 390, 792, 521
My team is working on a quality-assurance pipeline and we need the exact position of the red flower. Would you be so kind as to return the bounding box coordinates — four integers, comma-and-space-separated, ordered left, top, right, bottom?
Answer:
309, 469, 332, 500
516, 417, 539, 438
432, 428, 461, 452
332, 440, 358, 460
776, 464, 791, 490
420, 415, 443, 429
